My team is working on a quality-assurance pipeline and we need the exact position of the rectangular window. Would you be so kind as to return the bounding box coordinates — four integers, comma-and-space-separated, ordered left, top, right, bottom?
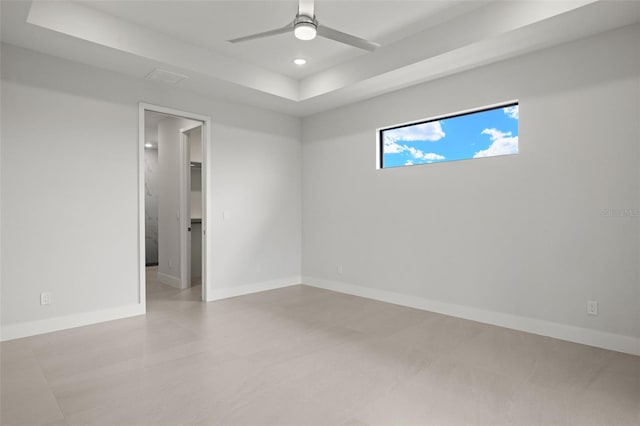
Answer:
378, 102, 519, 168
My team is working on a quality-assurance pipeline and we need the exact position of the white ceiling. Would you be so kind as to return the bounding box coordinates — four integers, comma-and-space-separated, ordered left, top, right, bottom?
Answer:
2, 1, 639, 117
80, 0, 476, 79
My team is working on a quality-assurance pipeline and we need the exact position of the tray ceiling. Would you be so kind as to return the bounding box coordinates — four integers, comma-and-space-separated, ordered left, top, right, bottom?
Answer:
1, 1, 638, 116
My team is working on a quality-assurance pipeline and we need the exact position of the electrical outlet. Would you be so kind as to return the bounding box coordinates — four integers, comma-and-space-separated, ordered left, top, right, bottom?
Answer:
40, 292, 52, 305
587, 300, 598, 316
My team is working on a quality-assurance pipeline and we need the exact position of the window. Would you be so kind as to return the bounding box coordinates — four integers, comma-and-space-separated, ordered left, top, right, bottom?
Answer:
379, 102, 519, 168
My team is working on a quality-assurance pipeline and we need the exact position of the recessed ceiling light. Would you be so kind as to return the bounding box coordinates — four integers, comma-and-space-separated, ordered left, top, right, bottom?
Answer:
145, 143, 153, 148
293, 58, 307, 65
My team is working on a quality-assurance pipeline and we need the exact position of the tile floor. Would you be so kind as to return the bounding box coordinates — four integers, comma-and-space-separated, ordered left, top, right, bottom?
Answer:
1, 268, 639, 425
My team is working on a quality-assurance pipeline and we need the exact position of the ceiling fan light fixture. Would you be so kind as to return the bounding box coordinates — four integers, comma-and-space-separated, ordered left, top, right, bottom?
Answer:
228, 1, 379, 51
294, 21, 317, 40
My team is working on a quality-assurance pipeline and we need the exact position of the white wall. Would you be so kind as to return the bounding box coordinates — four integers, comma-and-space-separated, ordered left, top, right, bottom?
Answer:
1, 43, 302, 338
209, 124, 302, 297
302, 25, 640, 354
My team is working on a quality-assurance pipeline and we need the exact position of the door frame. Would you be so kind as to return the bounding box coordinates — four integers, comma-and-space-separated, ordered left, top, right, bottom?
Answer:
138, 103, 212, 305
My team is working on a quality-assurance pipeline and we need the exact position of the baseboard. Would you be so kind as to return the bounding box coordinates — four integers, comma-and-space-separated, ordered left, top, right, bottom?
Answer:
206, 276, 302, 302
0, 303, 146, 342
158, 271, 182, 289
302, 276, 640, 356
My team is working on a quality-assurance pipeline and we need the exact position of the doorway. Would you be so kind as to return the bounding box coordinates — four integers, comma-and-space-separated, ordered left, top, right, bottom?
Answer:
139, 103, 211, 305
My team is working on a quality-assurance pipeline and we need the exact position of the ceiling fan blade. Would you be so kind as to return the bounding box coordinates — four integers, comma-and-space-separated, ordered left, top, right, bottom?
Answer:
228, 23, 293, 43
298, 0, 315, 17
317, 25, 380, 51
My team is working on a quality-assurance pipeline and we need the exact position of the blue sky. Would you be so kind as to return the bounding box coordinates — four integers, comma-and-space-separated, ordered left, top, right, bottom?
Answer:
382, 104, 519, 168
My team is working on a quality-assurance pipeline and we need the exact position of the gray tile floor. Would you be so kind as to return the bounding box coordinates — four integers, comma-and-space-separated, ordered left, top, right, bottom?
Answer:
1, 267, 639, 425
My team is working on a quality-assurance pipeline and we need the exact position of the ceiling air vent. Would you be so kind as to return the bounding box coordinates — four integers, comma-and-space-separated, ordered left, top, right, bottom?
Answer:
144, 68, 189, 85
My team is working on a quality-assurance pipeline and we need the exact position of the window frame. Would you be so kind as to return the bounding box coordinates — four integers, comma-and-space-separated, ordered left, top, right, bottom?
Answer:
377, 100, 519, 169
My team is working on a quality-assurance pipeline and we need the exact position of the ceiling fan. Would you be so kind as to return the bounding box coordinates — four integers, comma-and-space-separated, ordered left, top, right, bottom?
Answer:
228, 0, 380, 52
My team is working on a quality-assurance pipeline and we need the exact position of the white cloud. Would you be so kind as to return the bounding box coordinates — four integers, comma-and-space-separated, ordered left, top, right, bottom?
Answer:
422, 152, 445, 161
384, 121, 445, 143
383, 138, 405, 153
383, 137, 446, 163
481, 128, 511, 140
503, 105, 519, 119
407, 146, 422, 158
405, 146, 445, 162
474, 127, 518, 158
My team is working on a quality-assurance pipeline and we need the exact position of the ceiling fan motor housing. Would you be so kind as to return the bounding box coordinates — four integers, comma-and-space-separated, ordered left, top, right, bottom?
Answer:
294, 14, 318, 40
